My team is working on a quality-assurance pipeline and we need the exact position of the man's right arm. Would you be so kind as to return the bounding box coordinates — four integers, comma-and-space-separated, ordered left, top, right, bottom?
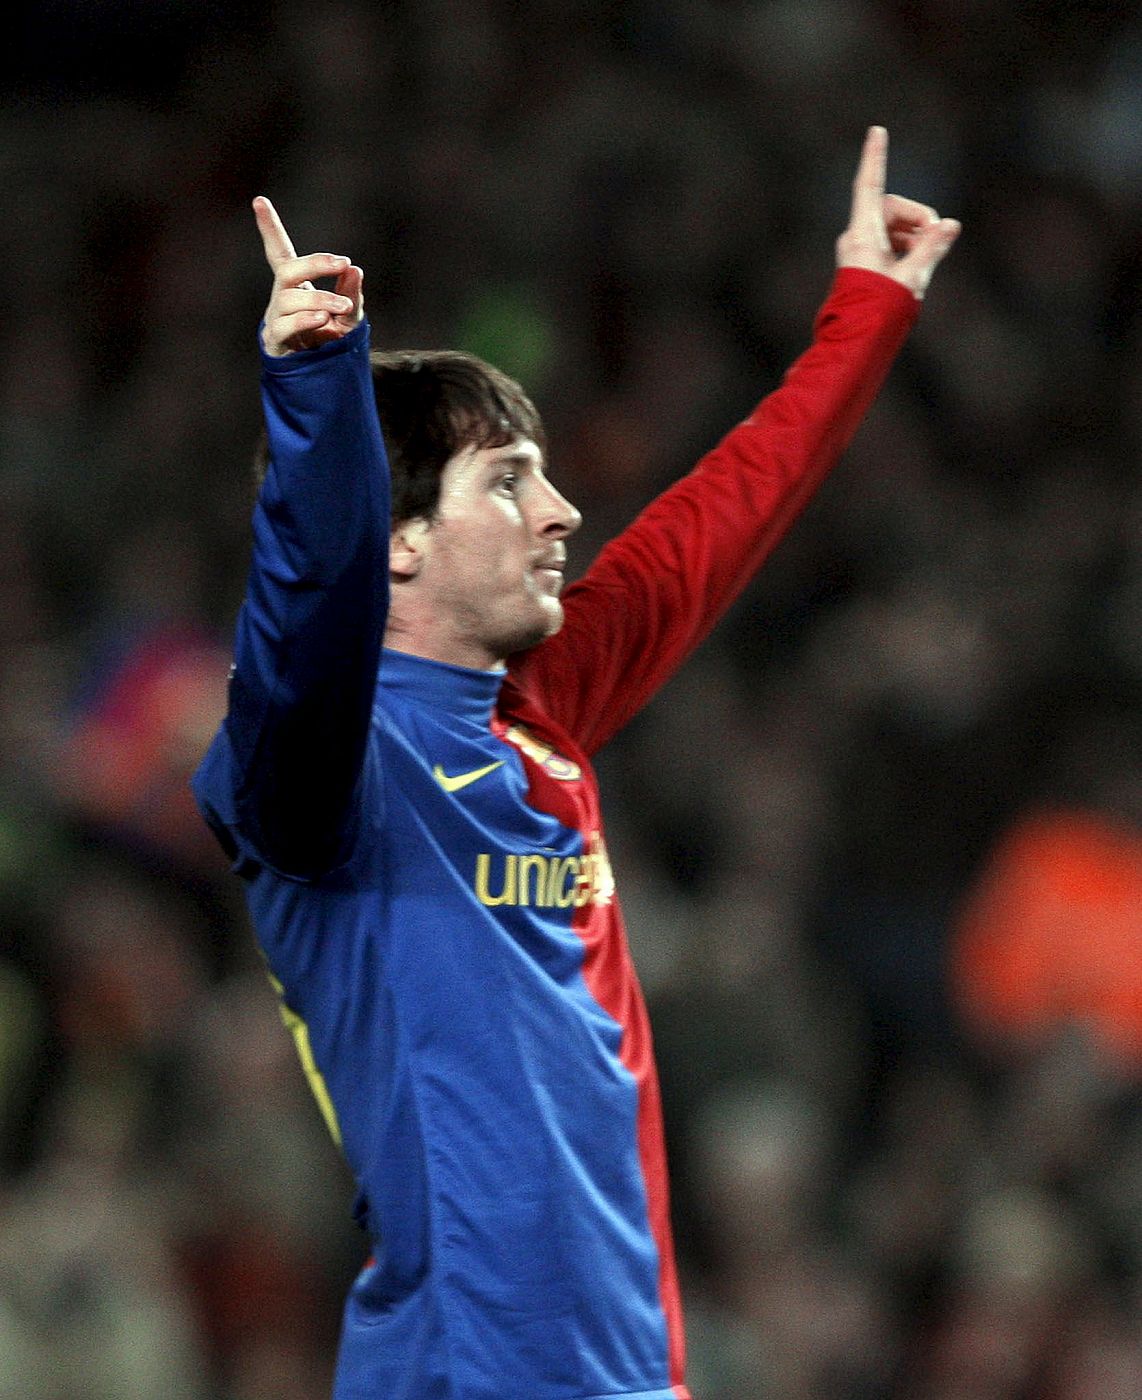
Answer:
193, 202, 389, 880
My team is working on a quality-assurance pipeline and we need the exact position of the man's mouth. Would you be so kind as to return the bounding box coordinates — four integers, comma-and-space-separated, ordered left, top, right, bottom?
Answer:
532, 555, 565, 593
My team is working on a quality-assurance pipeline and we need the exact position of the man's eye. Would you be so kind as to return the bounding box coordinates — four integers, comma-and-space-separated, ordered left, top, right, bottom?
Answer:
497, 473, 518, 494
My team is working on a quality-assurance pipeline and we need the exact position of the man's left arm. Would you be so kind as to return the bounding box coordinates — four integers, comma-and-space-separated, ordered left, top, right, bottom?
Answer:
511, 128, 959, 751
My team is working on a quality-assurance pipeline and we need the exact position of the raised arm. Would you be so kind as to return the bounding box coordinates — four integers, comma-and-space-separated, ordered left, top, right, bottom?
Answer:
837, 126, 960, 299
193, 202, 390, 879
253, 195, 364, 355
511, 128, 960, 750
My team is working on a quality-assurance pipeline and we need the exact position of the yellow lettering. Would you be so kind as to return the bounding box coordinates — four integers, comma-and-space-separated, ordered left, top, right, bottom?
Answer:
551, 857, 578, 908
475, 852, 517, 906
518, 854, 549, 907
472, 841, 613, 910
573, 854, 595, 907
586, 832, 615, 906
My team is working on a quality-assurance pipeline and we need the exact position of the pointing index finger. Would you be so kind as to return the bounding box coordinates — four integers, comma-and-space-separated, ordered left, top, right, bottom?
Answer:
253, 194, 298, 269
850, 125, 888, 228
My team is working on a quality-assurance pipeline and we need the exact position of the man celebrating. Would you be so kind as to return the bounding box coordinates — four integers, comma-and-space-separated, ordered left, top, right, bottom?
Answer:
194, 128, 958, 1399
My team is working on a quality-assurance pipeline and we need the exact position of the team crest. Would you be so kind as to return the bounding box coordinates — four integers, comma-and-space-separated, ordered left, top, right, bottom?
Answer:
503, 724, 581, 781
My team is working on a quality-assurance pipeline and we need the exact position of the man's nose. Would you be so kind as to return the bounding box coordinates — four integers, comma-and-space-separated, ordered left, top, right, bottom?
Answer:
539, 480, 582, 538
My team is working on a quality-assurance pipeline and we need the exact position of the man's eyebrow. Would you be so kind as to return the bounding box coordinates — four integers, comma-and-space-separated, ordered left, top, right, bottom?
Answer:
486, 449, 544, 471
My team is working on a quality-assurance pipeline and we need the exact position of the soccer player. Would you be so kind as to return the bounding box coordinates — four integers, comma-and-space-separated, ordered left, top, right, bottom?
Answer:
193, 127, 959, 1400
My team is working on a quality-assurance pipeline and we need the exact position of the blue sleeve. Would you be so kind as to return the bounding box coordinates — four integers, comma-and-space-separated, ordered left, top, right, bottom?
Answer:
193, 318, 390, 880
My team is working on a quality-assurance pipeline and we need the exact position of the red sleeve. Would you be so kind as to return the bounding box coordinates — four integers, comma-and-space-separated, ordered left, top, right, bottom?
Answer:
508, 268, 919, 753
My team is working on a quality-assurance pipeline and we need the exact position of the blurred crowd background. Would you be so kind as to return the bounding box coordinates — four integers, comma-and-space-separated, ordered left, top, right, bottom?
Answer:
1, 2, 1139, 1397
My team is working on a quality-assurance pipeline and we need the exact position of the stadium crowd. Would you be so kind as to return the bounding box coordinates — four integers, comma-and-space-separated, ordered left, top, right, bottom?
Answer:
0, 2, 1138, 1396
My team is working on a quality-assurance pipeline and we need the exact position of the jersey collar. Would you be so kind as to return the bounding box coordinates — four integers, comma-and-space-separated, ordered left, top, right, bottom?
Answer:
377, 648, 505, 724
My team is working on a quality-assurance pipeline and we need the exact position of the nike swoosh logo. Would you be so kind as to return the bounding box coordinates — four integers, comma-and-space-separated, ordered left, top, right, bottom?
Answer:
433, 760, 505, 793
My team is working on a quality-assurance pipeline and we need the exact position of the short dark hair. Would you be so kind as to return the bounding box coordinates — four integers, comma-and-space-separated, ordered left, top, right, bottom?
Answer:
370, 350, 546, 526
253, 349, 545, 526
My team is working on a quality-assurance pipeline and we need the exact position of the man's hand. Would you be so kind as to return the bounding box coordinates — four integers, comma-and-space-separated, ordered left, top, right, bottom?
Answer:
836, 126, 960, 301
253, 196, 364, 357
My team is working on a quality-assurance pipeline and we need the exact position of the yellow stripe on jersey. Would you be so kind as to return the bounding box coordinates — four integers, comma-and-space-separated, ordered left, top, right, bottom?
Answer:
266, 971, 343, 1148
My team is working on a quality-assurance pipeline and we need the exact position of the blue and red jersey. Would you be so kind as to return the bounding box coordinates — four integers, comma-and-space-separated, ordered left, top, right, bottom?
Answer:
193, 268, 918, 1399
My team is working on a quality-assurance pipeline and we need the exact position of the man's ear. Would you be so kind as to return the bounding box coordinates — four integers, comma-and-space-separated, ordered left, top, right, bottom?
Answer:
390, 517, 432, 580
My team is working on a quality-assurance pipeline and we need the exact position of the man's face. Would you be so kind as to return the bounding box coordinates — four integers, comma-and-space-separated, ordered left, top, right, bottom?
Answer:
398, 437, 582, 669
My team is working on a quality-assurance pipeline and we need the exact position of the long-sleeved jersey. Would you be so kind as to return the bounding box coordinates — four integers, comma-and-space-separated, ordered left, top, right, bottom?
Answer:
193, 268, 918, 1400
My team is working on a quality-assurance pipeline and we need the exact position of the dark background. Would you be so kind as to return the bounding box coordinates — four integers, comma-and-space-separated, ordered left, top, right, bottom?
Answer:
0, 3, 1138, 1397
